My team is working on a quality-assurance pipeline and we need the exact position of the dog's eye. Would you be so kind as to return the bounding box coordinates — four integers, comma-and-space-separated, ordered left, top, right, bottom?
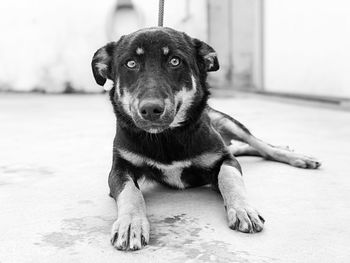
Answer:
169, 57, 181, 67
125, 60, 137, 69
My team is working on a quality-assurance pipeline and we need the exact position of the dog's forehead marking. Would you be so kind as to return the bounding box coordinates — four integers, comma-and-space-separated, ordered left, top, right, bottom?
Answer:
162, 46, 169, 55
136, 47, 144, 55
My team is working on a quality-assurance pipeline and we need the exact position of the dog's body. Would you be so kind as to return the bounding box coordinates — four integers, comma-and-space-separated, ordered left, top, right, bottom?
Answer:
91, 27, 321, 251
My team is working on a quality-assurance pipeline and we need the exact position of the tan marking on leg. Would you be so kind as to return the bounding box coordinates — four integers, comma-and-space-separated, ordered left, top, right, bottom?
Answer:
218, 165, 247, 208
111, 179, 149, 250
218, 164, 264, 233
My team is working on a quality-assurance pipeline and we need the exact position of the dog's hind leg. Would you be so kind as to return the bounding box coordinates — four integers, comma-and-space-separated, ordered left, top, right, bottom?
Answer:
228, 141, 262, 157
228, 140, 293, 157
208, 107, 321, 169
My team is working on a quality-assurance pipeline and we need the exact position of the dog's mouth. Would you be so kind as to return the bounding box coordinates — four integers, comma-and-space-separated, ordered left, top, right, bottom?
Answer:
121, 89, 187, 133
125, 96, 178, 134
133, 118, 174, 134
141, 124, 170, 134
131, 108, 176, 134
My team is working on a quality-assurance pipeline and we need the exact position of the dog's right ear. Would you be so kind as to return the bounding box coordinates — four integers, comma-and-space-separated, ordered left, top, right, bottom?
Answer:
91, 42, 117, 86
192, 38, 220, 72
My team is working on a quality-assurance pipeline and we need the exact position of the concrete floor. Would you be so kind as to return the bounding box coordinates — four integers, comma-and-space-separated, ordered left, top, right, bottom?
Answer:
0, 94, 349, 263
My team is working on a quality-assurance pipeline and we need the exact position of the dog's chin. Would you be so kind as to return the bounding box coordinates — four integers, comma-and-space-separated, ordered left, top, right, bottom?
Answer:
133, 120, 172, 134
143, 126, 168, 134
132, 112, 175, 134
133, 123, 169, 134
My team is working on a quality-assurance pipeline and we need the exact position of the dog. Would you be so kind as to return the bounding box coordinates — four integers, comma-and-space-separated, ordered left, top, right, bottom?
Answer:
91, 27, 321, 251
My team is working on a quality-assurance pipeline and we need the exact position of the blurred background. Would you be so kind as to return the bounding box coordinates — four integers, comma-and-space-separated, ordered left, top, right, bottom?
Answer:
1, 0, 350, 104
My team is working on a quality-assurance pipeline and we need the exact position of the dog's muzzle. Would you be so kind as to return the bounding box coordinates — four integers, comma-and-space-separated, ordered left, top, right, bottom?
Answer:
131, 96, 175, 133
139, 98, 165, 121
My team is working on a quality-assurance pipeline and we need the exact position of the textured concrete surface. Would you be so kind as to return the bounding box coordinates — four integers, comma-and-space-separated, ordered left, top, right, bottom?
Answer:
0, 94, 349, 263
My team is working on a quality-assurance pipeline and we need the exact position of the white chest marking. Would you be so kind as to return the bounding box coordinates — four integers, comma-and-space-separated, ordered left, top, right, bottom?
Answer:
161, 167, 186, 189
118, 149, 222, 189
118, 149, 190, 188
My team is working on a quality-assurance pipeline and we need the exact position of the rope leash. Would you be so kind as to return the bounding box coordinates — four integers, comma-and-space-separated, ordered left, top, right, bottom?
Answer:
158, 0, 165, 26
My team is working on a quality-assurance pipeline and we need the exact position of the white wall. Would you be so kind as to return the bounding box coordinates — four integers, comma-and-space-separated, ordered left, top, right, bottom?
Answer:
264, 0, 350, 98
0, 0, 207, 92
208, 0, 257, 88
207, 0, 232, 86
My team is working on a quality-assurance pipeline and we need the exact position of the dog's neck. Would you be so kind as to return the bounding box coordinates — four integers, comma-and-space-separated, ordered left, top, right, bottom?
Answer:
114, 113, 218, 162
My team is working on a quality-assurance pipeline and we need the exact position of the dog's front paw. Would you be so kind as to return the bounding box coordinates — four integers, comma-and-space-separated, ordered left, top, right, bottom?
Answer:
110, 214, 150, 251
226, 204, 265, 233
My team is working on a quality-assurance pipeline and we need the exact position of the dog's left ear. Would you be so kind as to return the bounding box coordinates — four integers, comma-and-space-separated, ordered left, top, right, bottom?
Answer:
91, 42, 118, 86
193, 39, 219, 72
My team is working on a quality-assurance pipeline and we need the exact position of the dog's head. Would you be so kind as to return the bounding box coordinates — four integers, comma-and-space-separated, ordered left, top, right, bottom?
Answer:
92, 27, 219, 133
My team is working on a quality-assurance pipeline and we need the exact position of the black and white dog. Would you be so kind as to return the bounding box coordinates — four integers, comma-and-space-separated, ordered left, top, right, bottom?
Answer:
91, 27, 321, 251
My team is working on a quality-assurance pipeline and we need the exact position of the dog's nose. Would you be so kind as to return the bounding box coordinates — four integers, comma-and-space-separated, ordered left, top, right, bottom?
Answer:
139, 99, 165, 121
